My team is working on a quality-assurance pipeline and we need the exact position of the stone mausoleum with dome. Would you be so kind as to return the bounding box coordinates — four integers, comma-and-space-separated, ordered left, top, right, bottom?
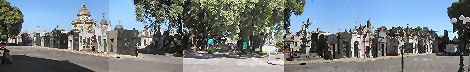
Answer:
64, 3, 139, 55
29, 2, 146, 56
68, 3, 113, 53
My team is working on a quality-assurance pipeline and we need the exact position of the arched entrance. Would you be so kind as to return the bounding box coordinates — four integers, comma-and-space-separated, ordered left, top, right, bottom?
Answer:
366, 46, 371, 58
373, 45, 378, 57
381, 44, 385, 56
354, 41, 359, 58
344, 41, 351, 57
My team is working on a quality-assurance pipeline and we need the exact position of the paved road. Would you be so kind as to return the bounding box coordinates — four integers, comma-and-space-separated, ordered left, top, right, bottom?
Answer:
7, 46, 465, 72
0, 46, 182, 72
285, 54, 470, 72
183, 53, 284, 72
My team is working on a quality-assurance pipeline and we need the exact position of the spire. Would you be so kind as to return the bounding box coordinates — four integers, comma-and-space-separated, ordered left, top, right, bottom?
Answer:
115, 20, 124, 30
77, 2, 90, 16
100, 10, 108, 25
82, 2, 85, 7
367, 18, 371, 28
108, 20, 112, 31
102, 10, 105, 18
36, 25, 39, 33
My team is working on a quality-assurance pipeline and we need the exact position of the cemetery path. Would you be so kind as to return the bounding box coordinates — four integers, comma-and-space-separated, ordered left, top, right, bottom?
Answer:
183, 53, 284, 72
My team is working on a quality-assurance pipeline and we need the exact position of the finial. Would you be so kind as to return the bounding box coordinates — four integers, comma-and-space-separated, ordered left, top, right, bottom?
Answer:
118, 20, 121, 25
102, 10, 105, 18
37, 25, 40, 32
82, 2, 85, 7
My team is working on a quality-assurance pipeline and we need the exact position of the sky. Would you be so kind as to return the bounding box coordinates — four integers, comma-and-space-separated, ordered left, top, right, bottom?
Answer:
7, 0, 460, 38
7, 0, 145, 34
290, 0, 459, 38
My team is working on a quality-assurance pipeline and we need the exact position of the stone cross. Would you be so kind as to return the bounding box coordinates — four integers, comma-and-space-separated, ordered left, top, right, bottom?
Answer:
102, 10, 105, 18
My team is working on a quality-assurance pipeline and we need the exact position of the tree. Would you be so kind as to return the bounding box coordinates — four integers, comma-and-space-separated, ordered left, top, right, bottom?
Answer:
281, 0, 306, 34
134, 0, 192, 55
0, 0, 23, 42
276, 40, 288, 53
133, 0, 305, 54
235, 0, 288, 52
375, 26, 387, 34
447, 0, 470, 18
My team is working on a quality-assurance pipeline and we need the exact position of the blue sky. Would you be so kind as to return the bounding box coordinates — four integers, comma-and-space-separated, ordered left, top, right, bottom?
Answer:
290, 0, 459, 38
7, 0, 144, 33
109, 0, 145, 30
7, 0, 459, 38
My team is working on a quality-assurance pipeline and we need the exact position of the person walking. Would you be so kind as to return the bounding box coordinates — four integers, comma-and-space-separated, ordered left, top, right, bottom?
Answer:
135, 46, 139, 57
1, 48, 11, 64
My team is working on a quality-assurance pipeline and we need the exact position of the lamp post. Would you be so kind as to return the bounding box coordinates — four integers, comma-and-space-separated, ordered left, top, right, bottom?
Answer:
451, 15, 465, 72
401, 31, 405, 72
401, 24, 409, 72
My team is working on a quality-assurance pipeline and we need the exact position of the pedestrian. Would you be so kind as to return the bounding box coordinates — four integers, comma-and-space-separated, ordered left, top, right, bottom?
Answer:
135, 47, 138, 57
5, 49, 11, 64
92, 46, 96, 52
1, 48, 11, 64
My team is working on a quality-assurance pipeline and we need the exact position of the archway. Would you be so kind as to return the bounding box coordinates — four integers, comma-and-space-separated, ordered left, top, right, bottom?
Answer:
381, 43, 385, 56
354, 41, 359, 58
366, 46, 371, 58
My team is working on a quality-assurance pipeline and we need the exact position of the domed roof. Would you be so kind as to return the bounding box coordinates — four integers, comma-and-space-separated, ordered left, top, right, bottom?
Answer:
77, 3, 91, 16
115, 25, 123, 30
114, 20, 123, 30
100, 11, 107, 25
100, 18, 107, 25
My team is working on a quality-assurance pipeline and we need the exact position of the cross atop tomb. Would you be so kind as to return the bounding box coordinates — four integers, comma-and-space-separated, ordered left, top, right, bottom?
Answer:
102, 10, 105, 18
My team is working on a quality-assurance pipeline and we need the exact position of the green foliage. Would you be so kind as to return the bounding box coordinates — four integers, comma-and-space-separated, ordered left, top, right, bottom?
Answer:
448, 0, 470, 18
281, 0, 306, 33
386, 25, 432, 37
207, 46, 215, 54
0, 0, 23, 42
448, 0, 470, 39
133, 0, 305, 53
276, 40, 288, 53
375, 26, 387, 34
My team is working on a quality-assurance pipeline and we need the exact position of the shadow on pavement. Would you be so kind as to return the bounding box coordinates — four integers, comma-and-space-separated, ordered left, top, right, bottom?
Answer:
137, 46, 175, 56
137, 45, 163, 54
0, 55, 93, 72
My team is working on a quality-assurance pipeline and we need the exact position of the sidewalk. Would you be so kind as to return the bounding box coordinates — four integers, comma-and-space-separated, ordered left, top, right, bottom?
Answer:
183, 53, 284, 66
184, 52, 285, 65
285, 53, 431, 64
266, 53, 284, 65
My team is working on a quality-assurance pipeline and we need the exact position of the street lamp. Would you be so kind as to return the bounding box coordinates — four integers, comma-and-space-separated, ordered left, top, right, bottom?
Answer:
401, 24, 410, 72
451, 15, 466, 72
